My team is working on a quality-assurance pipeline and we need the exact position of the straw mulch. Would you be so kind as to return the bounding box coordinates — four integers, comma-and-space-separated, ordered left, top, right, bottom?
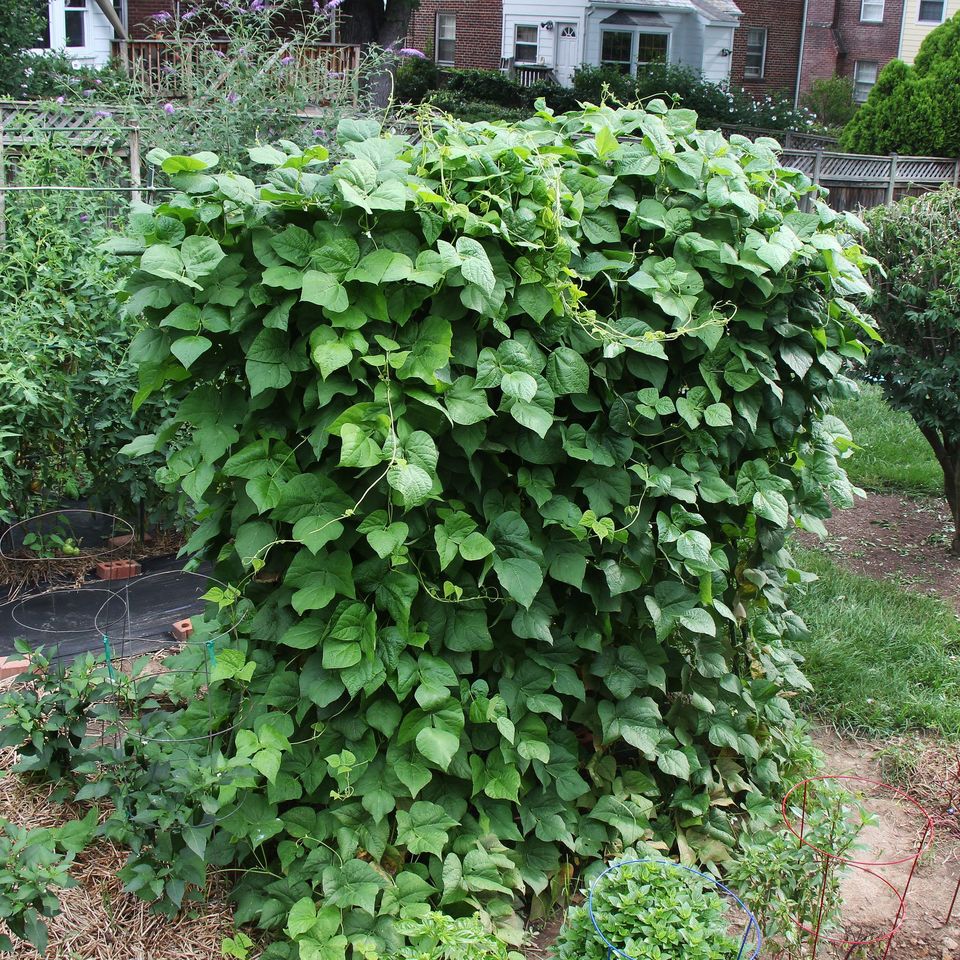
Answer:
0, 744, 249, 959
0, 531, 186, 602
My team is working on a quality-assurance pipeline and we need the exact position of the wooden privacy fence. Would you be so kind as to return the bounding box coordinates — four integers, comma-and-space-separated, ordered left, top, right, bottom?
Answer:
779, 148, 960, 211
112, 39, 362, 104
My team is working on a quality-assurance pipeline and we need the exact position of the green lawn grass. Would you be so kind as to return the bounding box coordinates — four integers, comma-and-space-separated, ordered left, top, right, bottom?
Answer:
790, 549, 960, 739
831, 383, 942, 496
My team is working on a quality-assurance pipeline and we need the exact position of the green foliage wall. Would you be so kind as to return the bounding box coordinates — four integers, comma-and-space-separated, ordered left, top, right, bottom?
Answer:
121, 104, 872, 956
842, 13, 960, 157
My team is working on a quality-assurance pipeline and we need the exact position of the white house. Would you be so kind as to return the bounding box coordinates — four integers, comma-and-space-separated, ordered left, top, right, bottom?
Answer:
33, 0, 123, 69
502, 0, 742, 87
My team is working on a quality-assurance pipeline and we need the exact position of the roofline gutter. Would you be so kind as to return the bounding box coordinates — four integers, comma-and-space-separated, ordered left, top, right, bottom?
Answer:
794, 0, 809, 107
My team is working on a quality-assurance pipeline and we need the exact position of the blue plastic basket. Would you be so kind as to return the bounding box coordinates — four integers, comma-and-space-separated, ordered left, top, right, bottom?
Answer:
587, 858, 762, 960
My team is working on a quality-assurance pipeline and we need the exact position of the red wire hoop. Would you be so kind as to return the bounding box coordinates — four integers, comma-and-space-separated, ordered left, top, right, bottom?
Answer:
788, 862, 908, 947
781, 775, 935, 867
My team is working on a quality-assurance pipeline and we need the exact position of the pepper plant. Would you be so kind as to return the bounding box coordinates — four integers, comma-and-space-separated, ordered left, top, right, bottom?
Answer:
117, 103, 873, 954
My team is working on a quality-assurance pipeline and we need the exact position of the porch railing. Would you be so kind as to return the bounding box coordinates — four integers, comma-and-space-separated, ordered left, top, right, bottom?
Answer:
111, 39, 362, 104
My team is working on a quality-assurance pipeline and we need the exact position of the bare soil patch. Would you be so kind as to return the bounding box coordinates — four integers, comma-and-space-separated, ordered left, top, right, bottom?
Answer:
809, 494, 960, 611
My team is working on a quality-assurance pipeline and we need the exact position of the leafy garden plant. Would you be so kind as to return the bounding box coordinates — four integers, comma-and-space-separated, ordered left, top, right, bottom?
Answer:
551, 857, 744, 960
0, 811, 98, 955
108, 99, 872, 956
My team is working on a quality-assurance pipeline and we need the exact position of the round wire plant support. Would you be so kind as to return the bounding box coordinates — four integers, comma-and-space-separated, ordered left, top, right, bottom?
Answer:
8, 586, 129, 667
781, 775, 935, 959
587, 858, 762, 960
0, 509, 136, 565
90, 569, 252, 828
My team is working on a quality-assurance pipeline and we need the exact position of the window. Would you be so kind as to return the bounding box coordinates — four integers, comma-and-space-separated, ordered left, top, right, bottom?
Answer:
636, 33, 668, 65
64, 0, 86, 48
600, 30, 634, 72
918, 0, 945, 21
560, 24, 577, 39
853, 60, 878, 101
436, 13, 456, 65
514, 25, 538, 63
600, 29, 668, 73
744, 27, 767, 79
860, 0, 884, 20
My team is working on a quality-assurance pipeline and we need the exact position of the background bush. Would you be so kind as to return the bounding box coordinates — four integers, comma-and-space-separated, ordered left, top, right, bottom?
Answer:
0, 0, 45, 97
860, 187, 960, 552
398, 62, 819, 133
0, 130, 175, 529
842, 12, 960, 156
801, 75, 857, 132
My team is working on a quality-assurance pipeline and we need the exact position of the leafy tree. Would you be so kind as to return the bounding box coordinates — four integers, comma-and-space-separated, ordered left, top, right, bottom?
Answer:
0, 0, 45, 96
861, 188, 960, 553
842, 12, 960, 157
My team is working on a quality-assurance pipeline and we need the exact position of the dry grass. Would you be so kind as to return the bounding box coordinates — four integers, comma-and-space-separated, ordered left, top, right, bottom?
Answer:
0, 742, 248, 960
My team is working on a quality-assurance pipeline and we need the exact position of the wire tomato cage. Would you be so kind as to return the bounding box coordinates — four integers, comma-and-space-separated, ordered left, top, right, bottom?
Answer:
91, 569, 253, 827
587, 858, 762, 960
781, 775, 934, 959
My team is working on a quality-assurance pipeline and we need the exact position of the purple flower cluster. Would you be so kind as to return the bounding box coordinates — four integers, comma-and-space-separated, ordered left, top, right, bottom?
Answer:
227, 91, 239, 103
163, 102, 176, 114
153, 10, 171, 21
280, 55, 294, 65
323, 0, 342, 10
95, 110, 112, 118
399, 48, 426, 59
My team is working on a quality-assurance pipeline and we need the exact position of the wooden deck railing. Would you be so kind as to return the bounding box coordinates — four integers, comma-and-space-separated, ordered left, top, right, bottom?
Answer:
111, 39, 362, 104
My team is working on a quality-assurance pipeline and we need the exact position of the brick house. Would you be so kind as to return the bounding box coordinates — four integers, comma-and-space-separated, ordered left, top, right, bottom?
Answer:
405, 1, 505, 70
797, 0, 906, 100
730, 0, 906, 104
729, 0, 805, 97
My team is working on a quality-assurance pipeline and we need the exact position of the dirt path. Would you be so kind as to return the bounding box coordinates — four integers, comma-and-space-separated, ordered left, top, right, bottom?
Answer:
813, 728, 960, 960
812, 493, 960, 611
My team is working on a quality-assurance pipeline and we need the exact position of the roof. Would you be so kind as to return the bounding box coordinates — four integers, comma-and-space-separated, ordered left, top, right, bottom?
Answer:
592, 1, 741, 22
690, 0, 742, 20
602, 10, 671, 26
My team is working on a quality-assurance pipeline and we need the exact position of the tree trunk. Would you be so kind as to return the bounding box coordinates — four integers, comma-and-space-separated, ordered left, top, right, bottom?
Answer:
919, 424, 960, 556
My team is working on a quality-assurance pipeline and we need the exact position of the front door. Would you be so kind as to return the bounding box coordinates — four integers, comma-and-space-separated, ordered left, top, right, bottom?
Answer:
555, 22, 579, 86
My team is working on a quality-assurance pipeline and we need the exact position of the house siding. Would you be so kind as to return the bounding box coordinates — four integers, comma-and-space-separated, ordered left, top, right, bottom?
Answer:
407, 0, 504, 69
900, 0, 960, 62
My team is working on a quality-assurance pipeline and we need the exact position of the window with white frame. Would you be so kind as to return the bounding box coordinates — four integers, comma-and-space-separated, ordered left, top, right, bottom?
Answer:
64, 0, 86, 48
918, 0, 945, 21
860, 0, 885, 21
744, 27, 767, 79
600, 29, 668, 73
853, 60, 879, 101
514, 25, 538, 63
436, 13, 456, 65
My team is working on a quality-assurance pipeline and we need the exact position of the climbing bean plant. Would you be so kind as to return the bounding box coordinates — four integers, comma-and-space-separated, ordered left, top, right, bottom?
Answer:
118, 105, 873, 955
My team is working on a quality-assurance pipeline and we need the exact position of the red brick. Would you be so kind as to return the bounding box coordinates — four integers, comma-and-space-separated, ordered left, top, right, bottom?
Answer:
95, 560, 142, 581
731, 0, 905, 101
0, 657, 30, 681
171, 618, 194, 641
405, 1, 503, 71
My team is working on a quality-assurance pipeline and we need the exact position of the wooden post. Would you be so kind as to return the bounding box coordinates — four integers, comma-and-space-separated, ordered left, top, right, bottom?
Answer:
953, 158, 960, 188
129, 126, 141, 206
0, 125, 6, 246
886, 153, 899, 205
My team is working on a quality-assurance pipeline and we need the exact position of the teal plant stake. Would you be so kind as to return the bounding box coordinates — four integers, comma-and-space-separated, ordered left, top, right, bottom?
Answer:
101, 635, 116, 682
206, 639, 216, 669
587, 859, 761, 960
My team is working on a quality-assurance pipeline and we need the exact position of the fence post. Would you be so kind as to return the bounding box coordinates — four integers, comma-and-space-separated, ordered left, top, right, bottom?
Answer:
953, 158, 960, 188
0, 125, 5, 246
129, 126, 141, 206
886, 153, 898, 205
